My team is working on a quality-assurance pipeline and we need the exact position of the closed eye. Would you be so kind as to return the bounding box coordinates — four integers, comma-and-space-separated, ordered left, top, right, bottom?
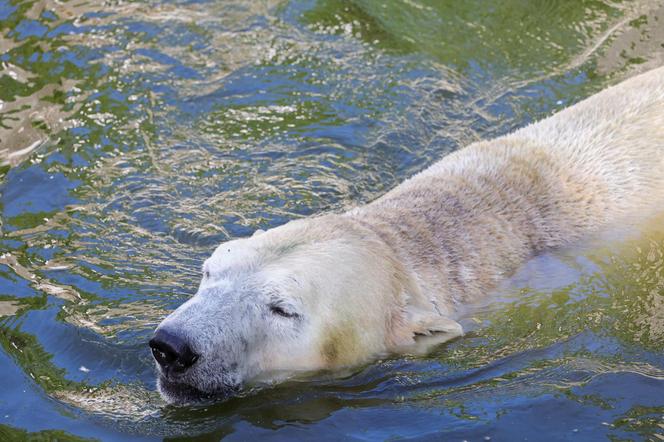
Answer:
269, 304, 299, 319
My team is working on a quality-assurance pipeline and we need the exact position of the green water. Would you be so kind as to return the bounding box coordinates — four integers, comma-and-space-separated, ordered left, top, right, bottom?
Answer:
0, 0, 663, 440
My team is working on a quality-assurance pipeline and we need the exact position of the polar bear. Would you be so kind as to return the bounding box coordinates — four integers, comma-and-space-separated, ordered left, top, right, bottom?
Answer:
149, 66, 664, 404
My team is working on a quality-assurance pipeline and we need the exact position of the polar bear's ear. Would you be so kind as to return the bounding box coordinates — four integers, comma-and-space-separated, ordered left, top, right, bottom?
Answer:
390, 305, 463, 351
406, 305, 463, 339
252, 229, 265, 237
405, 305, 463, 338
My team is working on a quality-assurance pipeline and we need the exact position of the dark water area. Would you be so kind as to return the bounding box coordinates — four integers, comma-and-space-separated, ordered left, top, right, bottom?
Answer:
0, 0, 663, 440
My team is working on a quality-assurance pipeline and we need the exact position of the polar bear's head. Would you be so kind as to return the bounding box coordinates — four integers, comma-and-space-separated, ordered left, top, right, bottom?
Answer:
150, 214, 461, 404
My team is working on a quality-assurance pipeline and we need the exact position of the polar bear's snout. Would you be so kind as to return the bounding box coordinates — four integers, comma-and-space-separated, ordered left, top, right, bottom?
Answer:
149, 288, 253, 404
149, 328, 199, 376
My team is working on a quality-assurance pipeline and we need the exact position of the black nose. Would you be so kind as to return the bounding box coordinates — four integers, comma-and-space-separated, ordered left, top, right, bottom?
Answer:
149, 328, 199, 373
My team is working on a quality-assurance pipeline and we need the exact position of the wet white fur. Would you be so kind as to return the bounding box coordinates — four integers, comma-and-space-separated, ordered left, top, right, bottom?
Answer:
155, 66, 664, 403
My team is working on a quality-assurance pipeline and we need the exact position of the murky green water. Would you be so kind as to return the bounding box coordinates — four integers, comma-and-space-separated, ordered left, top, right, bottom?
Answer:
1, 0, 663, 440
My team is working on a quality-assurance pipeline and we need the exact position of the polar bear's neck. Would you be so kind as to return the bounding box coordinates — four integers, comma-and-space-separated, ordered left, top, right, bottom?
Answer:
347, 139, 590, 310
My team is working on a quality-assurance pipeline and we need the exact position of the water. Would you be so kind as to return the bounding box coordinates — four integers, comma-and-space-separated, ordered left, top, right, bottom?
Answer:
0, 0, 663, 440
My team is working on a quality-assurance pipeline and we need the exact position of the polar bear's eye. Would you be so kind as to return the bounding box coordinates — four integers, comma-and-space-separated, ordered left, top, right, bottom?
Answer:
203, 270, 210, 279
269, 304, 299, 319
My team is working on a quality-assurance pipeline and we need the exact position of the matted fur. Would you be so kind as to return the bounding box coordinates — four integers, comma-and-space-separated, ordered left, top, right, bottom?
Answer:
153, 66, 664, 404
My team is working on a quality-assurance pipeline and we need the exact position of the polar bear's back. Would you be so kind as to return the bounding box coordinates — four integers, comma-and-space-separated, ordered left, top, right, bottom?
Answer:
381, 66, 664, 229
519, 66, 664, 212
351, 66, 664, 305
